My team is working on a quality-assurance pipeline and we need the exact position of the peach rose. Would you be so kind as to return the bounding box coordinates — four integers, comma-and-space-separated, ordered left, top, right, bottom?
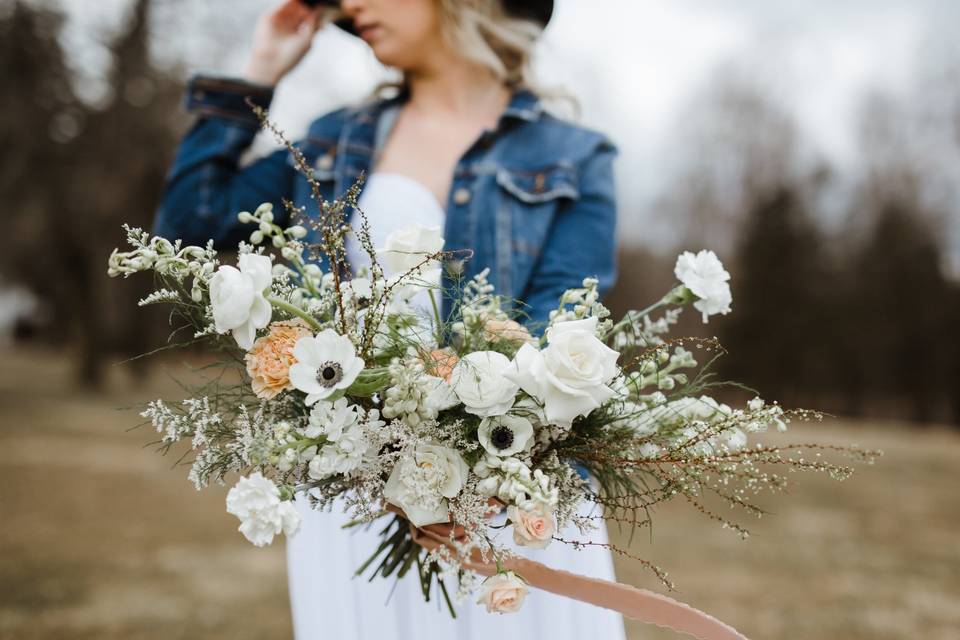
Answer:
507, 504, 556, 549
476, 571, 528, 614
482, 317, 535, 346
423, 348, 459, 382
244, 319, 312, 400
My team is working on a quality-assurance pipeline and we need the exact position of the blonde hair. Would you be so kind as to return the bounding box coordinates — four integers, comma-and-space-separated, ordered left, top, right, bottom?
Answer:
436, 0, 543, 89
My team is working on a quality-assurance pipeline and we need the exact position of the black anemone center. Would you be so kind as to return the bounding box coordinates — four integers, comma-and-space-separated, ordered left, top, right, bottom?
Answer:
490, 425, 515, 450
316, 361, 343, 388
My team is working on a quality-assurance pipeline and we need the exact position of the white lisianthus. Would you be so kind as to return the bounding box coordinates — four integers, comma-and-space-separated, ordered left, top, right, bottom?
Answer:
209, 253, 273, 350
378, 223, 444, 276
288, 330, 365, 405
476, 571, 528, 614
383, 443, 468, 527
478, 414, 534, 457
505, 317, 619, 427
674, 250, 733, 323
225, 472, 300, 547
449, 351, 519, 417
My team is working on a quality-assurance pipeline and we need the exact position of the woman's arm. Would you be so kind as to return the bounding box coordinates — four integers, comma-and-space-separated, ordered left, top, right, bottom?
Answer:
521, 140, 619, 327
154, 1, 324, 247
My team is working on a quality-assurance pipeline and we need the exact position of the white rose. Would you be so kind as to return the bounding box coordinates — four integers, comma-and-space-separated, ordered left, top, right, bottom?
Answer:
378, 223, 444, 276
209, 253, 273, 350
449, 351, 519, 417
476, 571, 528, 614
505, 317, 619, 427
225, 472, 301, 547
674, 250, 733, 323
383, 443, 468, 527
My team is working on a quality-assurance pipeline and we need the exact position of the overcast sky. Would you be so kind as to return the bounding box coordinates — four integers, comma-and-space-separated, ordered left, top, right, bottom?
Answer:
53, 0, 960, 269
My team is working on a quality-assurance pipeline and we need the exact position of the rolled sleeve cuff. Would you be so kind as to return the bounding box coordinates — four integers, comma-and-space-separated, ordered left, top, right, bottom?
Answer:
184, 75, 275, 127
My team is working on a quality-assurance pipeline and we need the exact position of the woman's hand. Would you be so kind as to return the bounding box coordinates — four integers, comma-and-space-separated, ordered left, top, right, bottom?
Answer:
243, 0, 327, 86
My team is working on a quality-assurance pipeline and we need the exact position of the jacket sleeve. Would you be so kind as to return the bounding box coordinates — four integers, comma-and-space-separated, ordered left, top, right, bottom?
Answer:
520, 139, 619, 328
153, 75, 297, 248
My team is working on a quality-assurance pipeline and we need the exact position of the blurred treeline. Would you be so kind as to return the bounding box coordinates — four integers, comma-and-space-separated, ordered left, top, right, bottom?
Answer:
2, 0, 959, 424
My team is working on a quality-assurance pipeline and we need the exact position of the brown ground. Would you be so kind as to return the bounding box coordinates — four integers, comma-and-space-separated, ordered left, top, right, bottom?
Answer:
1, 347, 958, 639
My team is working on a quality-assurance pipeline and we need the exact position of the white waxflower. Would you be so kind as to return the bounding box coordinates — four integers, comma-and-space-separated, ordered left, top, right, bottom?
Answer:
383, 443, 468, 527
505, 317, 619, 428
225, 472, 300, 547
209, 253, 273, 350
449, 351, 519, 417
477, 571, 528, 614
478, 414, 534, 457
378, 223, 444, 276
674, 250, 733, 323
304, 397, 361, 440
288, 330, 365, 405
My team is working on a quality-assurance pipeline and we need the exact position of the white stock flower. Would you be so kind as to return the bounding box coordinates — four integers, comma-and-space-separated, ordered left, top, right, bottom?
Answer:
478, 414, 534, 457
505, 317, 619, 427
449, 351, 519, 417
209, 253, 273, 350
674, 250, 733, 323
378, 223, 444, 276
477, 571, 528, 614
288, 330, 365, 405
383, 443, 468, 527
225, 472, 300, 547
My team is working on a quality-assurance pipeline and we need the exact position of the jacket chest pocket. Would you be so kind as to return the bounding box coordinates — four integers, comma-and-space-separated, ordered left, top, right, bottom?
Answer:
495, 164, 580, 304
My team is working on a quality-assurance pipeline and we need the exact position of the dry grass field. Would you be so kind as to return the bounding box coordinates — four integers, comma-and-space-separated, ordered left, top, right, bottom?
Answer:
1, 347, 958, 639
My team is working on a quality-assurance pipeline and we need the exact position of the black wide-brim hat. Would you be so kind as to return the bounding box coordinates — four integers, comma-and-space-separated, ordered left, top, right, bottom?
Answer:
303, 0, 554, 35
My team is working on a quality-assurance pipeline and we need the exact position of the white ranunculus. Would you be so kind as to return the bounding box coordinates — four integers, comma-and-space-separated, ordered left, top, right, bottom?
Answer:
505, 317, 619, 427
449, 351, 519, 418
383, 443, 468, 527
378, 223, 444, 276
209, 253, 273, 350
674, 250, 733, 323
225, 472, 301, 547
288, 330, 365, 405
478, 414, 534, 457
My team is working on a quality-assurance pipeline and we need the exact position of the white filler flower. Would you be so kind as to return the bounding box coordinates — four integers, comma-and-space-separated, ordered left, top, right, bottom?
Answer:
225, 472, 300, 547
288, 330, 365, 405
383, 443, 468, 527
674, 250, 733, 323
209, 253, 273, 350
478, 414, 534, 457
505, 316, 619, 427
476, 571, 528, 614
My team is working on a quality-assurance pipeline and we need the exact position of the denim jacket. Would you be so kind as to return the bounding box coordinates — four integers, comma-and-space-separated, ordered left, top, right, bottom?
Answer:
154, 75, 618, 326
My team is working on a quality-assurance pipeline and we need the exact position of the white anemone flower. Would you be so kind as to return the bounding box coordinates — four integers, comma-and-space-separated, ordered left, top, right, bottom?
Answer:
209, 253, 273, 350
674, 250, 732, 323
478, 414, 534, 457
288, 330, 365, 405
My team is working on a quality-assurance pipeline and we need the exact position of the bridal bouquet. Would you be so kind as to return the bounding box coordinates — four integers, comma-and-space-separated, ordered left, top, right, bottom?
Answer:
107, 118, 874, 626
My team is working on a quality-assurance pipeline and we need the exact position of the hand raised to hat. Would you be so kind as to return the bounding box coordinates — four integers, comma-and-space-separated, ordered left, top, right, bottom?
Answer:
243, 0, 329, 86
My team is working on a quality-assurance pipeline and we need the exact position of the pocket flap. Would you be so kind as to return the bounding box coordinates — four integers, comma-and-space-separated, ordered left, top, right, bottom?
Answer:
496, 165, 580, 204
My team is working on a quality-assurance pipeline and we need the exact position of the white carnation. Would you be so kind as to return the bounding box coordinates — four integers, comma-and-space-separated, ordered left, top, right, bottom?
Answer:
225, 472, 300, 547
674, 250, 732, 323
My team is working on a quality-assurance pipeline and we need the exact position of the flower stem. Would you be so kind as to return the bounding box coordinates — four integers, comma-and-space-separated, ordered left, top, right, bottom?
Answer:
268, 297, 322, 331
428, 289, 443, 345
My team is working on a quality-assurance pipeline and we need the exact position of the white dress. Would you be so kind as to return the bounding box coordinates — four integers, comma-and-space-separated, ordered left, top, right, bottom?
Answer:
287, 173, 626, 640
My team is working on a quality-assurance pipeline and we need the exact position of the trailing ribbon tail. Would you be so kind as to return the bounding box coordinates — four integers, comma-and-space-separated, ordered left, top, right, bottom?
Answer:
410, 525, 749, 640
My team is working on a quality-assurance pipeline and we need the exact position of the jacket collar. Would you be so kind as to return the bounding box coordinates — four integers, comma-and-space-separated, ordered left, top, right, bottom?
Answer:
357, 86, 544, 125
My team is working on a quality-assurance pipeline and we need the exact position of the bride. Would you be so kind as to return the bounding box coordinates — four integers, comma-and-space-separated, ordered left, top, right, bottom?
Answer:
154, 0, 624, 637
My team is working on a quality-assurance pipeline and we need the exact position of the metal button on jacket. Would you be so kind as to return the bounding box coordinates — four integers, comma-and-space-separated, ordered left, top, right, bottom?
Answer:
453, 187, 471, 205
